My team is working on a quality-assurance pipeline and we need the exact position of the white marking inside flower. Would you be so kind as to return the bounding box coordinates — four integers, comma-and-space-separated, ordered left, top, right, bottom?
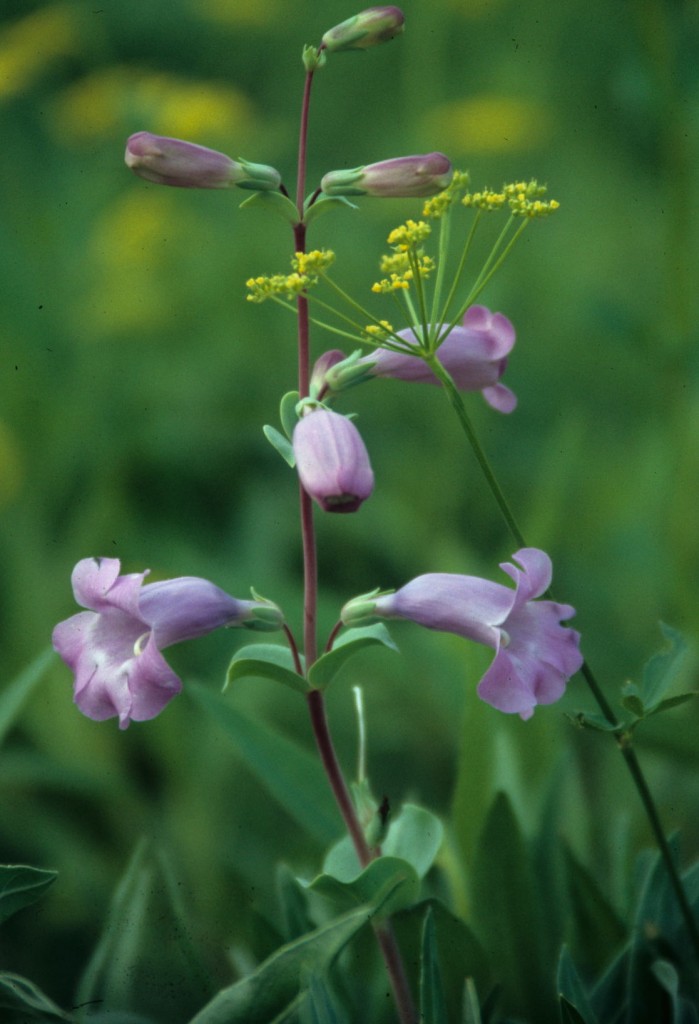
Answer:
133, 631, 151, 655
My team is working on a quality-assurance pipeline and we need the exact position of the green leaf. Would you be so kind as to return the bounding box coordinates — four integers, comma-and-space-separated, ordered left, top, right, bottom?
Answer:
309, 856, 419, 919
562, 844, 627, 975
322, 804, 443, 883
620, 684, 646, 719
307, 625, 398, 690
263, 425, 296, 467
301, 974, 345, 1024
0, 864, 58, 926
75, 840, 214, 1024
279, 391, 301, 440
0, 649, 55, 748
559, 996, 590, 1024
470, 792, 550, 1020
303, 195, 359, 226
189, 683, 339, 845
460, 978, 482, 1024
239, 190, 300, 225
639, 623, 688, 708
0, 973, 74, 1023
566, 712, 622, 733
188, 902, 383, 1024
556, 947, 599, 1024
276, 864, 315, 943
420, 906, 449, 1024
645, 692, 698, 719
226, 643, 308, 695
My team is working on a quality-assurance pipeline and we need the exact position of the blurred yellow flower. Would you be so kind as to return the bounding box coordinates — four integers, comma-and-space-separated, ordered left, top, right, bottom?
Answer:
52, 67, 254, 143
0, 4, 80, 101
422, 95, 553, 153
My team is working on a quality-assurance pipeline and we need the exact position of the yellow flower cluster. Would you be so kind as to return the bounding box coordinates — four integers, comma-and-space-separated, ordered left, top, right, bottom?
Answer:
371, 254, 435, 294
291, 249, 336, 274
386, 219, 432, 251
422, 169, 471, 219
246, 273, 312, 302
364, 320, 394, 338
504, 181, 560, 217
246, 249, 336, 302
462, 180, 560, 217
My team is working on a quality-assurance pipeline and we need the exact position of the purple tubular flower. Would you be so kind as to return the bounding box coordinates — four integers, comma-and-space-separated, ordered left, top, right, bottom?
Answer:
322, 7, 405, 52
293, 408, 374, 513
360, 305, 517, 412
321, 153, 453, 198
348, 548, 582, 720
52, 558, 281, 729
124, 132, 281, 191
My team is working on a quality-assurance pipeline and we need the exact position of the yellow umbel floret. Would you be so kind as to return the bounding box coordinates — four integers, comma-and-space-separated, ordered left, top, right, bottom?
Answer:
422, 169, 471, 218
291, 249, 336, 274
379, 251, 410, 275
462, 189, 507, 211
246, 272, 313, 302
364, 320, 394, 338
386, 219, 432, 251
504, 180, 560, 217
371, 274, 411, 294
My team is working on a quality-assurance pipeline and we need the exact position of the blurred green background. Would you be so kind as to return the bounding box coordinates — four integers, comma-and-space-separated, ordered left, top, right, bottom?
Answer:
1, 0, 698, 1012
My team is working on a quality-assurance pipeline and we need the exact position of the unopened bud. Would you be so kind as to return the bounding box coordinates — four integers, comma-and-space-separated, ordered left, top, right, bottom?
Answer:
322, 7, 405, 53
293, 409, 374, 513
125, 132, 281, 191
311, 350, 375, 400
321, 153, 453, 198
341, 587, 389, 626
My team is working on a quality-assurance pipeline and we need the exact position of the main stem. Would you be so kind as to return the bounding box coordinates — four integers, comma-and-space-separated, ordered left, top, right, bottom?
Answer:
295, 64, 417, 1022
434, 363, 699, 959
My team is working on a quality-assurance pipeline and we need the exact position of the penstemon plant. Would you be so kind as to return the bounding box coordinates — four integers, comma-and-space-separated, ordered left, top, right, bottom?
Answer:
4, 7, 699, 1024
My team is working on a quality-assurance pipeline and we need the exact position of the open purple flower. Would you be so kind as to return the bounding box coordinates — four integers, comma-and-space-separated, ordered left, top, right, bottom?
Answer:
360, 305, 517, 412
293, 408, 374, 513
341, 548, 582, 719
52, 558, 283, 729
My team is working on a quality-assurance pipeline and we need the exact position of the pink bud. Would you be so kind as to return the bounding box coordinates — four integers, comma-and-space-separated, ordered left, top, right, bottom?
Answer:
321, 153, 453, 198
293, 409, 374, 513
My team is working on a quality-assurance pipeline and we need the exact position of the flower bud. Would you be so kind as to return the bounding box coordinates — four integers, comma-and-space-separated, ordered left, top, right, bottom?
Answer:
310, 349, 376, 400
322, 7, 405, 53
321, 153, 453, 198
293, 408, 374, 513
341, 587, 387, 626
125, 132, 281, 191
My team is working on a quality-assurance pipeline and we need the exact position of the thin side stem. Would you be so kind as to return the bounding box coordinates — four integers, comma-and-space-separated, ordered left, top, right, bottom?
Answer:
434, 360, 699, 960
307, 690, 417, 1023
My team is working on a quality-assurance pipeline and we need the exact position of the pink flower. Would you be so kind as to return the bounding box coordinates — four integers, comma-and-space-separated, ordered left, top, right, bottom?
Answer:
321, 153, 453, 198
52, 558, 282, 728
361, 305, 517, 412
341, 548, 582, 719
293, 409, 374, 513
125, 132, 281, 191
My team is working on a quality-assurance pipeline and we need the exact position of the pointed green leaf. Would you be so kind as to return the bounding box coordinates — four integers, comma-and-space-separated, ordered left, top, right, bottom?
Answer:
559, 996, 590, 1024
301, 974, 345, 1024
0, 864, 58, 927
0, 972, 74, 1022
188, 901, 382, 1024
75, 840, 213, 1023
566, 712, 622, 733
470, 793, 550, 1020
307, 625, 398, 690
0, 649, 54, 748
562, 844, 626, 974
460, 978, 482, 1024
309, 855, 419, 919
276, 864, 315, 943
557, 947, 599, 1024
263, 425, 296, 467
226, 643, 308, 694
303, 195, 359, 226
239, 190, 300, 225
640, 623, 688, 708
189, 683, 338, 845
620, 685, 645, 719
646, 692, 698, 718
420, 906, 449, 1024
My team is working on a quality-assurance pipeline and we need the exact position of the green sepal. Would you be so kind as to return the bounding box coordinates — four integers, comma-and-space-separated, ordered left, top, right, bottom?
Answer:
0, 864, 58, 927
308, 855, 419, 920
226, 643, 308, 695
307, 624, 398, 690
303, 194, 359, 227
420, 905, 449, 1024
280, 390, 301, 439
188, 898, 395, 1024
322, 804, 444, 882
239, 190, 300, 225
0, 972, 74, 1022
263, 425, 295, 467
